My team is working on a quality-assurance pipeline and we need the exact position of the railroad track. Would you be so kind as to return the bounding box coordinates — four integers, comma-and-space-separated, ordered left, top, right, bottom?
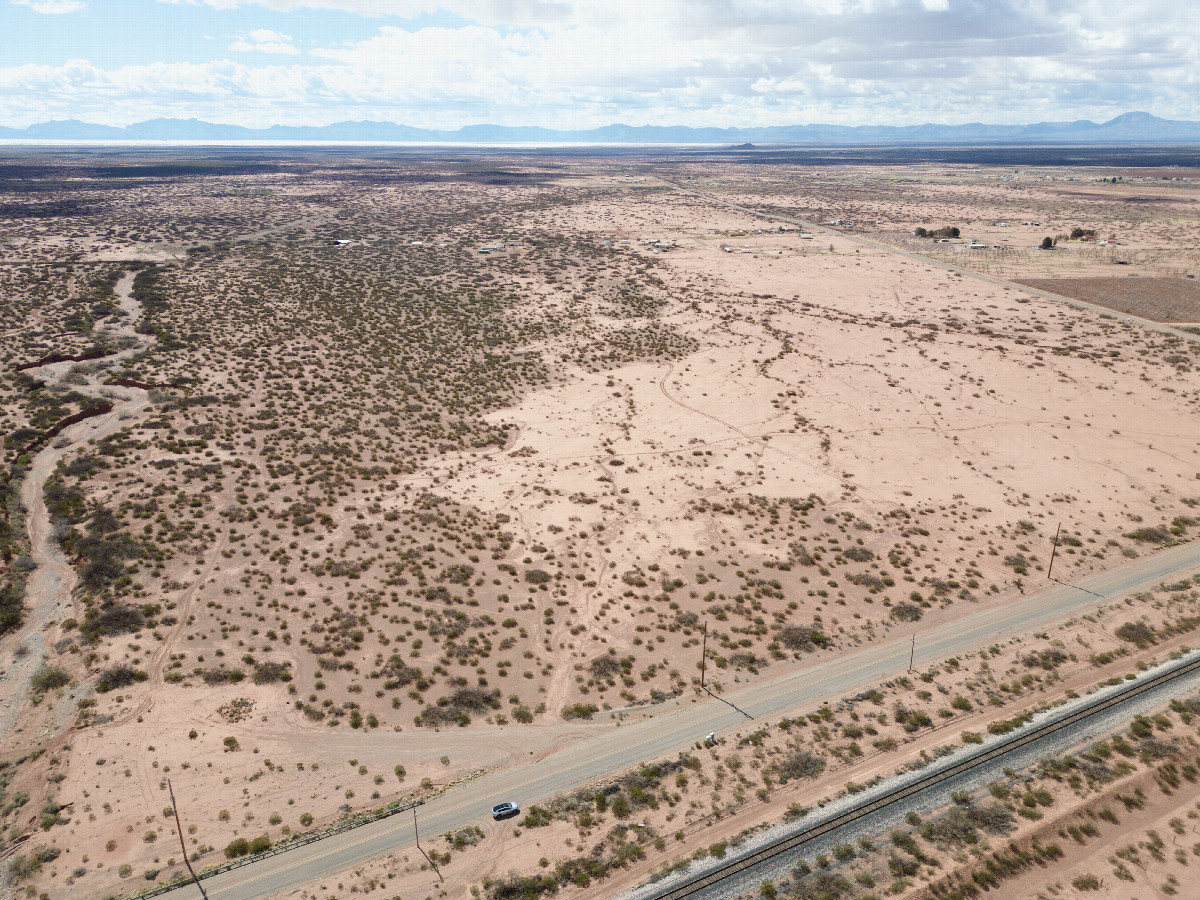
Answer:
645, 650, 1200, 900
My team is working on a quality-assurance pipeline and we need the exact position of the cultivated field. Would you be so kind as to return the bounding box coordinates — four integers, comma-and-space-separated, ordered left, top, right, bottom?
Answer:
1015, 276, 1200, 324
0, 148, 1198, 900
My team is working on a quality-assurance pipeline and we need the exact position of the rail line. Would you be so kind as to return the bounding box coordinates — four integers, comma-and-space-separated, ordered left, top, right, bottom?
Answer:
645, 650, 1200, 899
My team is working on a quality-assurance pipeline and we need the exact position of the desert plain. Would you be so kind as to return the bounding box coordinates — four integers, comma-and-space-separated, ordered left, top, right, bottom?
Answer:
1, 146, 1200, 900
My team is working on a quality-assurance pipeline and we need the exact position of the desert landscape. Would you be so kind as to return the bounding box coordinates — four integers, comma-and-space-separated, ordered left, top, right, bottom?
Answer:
1, 147, 1199, 900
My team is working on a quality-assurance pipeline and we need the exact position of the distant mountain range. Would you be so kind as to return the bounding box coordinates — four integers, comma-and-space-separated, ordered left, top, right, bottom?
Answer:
2, 111, 1199, 144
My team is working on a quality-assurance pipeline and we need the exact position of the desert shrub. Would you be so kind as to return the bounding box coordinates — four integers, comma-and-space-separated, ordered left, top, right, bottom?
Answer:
590, 655, 622, 680
39, 797, 63, 829
792, 871, 852, 900
562, 703, 599, 720
381, 655, 423, 688
202, 667, 245, 685
988, 710, 1034, 735
921, 804, 1013, 847
775, 750, 826, 783
448, 826, 484, 850
522, 806, 553, 828
96, 664, 147, 692
776, 624, 828, 650
249, 834, 271, 854
442, 564, 475, 585
847, 571, 891, 592
34, 846, 60, 864
80, 603, 144, 638
1021, 648, 1069, 670
31, 666, 71, 692
224, 838, 250, 858
418, 687, 501, 727
842, 546, 874, 562
1125, 527, 1173, 545
0, 580, 25, 635
8, 854, 39, 881
252, 661, 290, 684
887, 853, 920, 877
893, 704, 933, 732
1115, 621, 1156, 647
890, 602, 923, 622
524, 569, 552, 584
487, 873, 559, 900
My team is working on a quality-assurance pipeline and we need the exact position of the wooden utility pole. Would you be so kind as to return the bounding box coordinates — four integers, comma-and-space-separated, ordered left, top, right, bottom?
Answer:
167, 780, 209, 900
414, 806, 442, 882
1046, 522, 1062, 580
700, 620, 708, 688
908, 635, 916, 674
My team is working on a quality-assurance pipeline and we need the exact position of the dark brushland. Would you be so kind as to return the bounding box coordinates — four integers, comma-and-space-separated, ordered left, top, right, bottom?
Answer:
4, 111, 1200, 144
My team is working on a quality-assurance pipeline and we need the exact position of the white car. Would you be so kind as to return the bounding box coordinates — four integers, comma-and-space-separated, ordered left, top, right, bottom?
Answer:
491, 801, 520, 820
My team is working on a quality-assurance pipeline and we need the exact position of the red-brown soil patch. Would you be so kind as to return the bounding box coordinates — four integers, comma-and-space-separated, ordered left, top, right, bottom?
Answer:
12, 348, 108, 371
1016, 275, 1200, 322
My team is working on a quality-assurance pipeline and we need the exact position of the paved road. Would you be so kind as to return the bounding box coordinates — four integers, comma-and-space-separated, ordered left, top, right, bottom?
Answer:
178, 541, 1200, 900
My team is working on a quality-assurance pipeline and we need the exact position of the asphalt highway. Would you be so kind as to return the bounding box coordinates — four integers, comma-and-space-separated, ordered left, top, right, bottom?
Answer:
185, 541, 1200, 900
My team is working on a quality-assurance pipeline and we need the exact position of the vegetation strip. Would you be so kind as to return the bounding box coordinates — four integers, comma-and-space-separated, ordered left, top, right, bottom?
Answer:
641, 650, 1200, 899
128, 797, 423, 899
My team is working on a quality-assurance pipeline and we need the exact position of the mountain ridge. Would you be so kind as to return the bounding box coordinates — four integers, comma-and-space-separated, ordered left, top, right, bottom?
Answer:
2, 112, 1199, 144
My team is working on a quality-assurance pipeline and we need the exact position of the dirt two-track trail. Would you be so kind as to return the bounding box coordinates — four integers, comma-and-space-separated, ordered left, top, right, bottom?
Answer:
0, 271, 153, 745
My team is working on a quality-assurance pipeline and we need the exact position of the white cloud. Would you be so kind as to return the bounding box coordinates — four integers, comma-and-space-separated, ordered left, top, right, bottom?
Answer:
12, 0, 86, 13
156, 0, 571, 24
230, 28, 301, 54
6, 2, 1200, 127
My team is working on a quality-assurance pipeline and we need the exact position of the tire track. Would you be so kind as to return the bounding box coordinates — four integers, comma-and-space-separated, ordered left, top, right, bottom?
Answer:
657, 362, 757, 443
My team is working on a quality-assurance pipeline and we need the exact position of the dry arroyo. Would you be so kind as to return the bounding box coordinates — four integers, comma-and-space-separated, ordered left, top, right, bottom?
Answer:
0, 271, 152, 743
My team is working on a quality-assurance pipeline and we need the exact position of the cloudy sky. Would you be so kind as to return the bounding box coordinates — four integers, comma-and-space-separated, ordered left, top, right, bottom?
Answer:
2, 0, 1197, 129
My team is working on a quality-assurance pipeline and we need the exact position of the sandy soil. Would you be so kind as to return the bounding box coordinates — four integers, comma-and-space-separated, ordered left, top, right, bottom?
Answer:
0, 152, 1198, 900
